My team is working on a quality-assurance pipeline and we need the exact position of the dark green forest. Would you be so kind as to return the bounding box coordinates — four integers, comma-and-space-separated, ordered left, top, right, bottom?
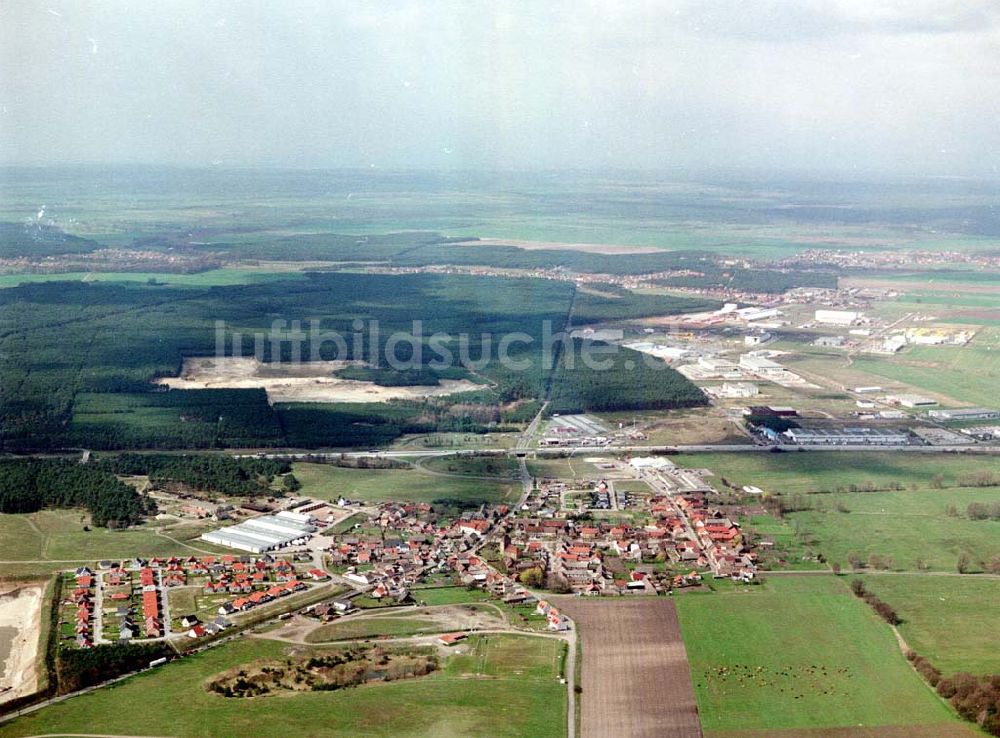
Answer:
0, 459, 148, 526
657, 267, 836, 293
96, 453, 292, 496
0, 271, 717, 451
547, 340, 707, 414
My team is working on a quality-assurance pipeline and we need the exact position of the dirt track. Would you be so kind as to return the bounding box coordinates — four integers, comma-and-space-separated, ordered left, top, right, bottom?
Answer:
559, 597, 702, 738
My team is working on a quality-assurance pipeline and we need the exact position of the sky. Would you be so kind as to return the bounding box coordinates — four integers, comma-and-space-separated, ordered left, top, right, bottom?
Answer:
1, 1, 999, 175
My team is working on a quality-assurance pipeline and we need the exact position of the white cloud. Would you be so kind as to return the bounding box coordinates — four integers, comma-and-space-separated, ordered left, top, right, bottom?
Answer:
0, 0, 997, 174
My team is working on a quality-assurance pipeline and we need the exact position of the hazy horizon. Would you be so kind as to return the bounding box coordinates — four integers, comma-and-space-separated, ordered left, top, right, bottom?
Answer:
2, 1, 999, 177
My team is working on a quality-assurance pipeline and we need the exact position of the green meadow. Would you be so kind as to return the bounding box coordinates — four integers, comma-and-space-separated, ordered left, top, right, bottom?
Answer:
787, 487, 1000, 572
676, 576, 964, 734
0, 269, 307, 289
0, 634, 567, 738
305, 616, 446, 643
0, 509, 231, 577
851, 331, 1000, 408
859, 575, 1000, 676
293, 461, 517, 506
676, 452, 1000, 496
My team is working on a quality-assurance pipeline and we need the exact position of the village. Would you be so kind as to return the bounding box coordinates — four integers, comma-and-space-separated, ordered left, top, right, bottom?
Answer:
53, 453, 764, 657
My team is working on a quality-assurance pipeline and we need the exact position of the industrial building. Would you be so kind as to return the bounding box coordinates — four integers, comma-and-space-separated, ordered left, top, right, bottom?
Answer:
201, 512, 317, 554
961, 425, 1000, 440
698, 356, 738, 372
623, 341, 690, 362
815, 309, 861, 325
694, 356, 742, 378
707, 382, 759, 399
782, 427, 911, 446
883, 394, 938, 409
739, 353, 786, 377
928, 408, 1000, 421
744, 332, 771, 347
880, 335, 907, 353
737, 307, 781, 322
813, 336, 845, 348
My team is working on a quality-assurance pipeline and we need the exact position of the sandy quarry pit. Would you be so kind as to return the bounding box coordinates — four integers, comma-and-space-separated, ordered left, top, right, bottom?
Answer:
156, 357, 482, 403
0, 582, 44, 705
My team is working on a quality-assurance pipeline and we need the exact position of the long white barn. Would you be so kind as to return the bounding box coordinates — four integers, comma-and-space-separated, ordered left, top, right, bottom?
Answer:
201, 512, 316, 554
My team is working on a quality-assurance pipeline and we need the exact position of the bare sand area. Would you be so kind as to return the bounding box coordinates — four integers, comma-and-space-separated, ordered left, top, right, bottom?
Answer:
453, 238, 663, 255
156, 357, 482, 403
0, 582, 44, 705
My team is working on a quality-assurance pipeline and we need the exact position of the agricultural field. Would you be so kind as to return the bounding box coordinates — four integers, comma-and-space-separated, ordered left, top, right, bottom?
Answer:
676, 453, 1000, 572
677, 452, 1000, 496
0, 633, 567, 738
786, 487, 1000, 572
416, 455, 521, 479
558, 597, 701, 738
292, 462, 517, 506
859, 575, 1000, 676
0, 509, 229, 577
851, 331, 1000, 408
782, 323, 1000, 408
676, 576, 968, 735
849, 273, 1000, 329
527, 457, 609, 480
0, 269, 309, 289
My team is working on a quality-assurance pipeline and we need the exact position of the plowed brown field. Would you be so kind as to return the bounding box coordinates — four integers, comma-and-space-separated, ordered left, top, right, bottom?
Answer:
559, 597, 702, 738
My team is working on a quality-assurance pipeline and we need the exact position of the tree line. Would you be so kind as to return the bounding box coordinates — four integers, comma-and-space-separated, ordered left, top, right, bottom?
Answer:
907, 651, 1000, 734
857, 580, 1000, 736
849, 579, 901, 625
56, 642, 173, 694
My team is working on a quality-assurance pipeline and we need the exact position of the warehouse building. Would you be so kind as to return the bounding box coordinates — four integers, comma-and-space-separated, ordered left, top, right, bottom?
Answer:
883, 394, 938, 409
928, 408, 1000, 421
815, 309, 861, 325
201, 512, 317, 554
782, 427, 911, 446
739, 353, 787, 377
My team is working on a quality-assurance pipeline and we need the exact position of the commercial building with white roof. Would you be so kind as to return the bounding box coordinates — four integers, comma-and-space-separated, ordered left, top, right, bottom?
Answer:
201, 512, 317, 554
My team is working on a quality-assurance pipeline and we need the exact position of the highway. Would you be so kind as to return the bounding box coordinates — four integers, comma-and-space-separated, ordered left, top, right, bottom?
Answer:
238, 442, 1000, 462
